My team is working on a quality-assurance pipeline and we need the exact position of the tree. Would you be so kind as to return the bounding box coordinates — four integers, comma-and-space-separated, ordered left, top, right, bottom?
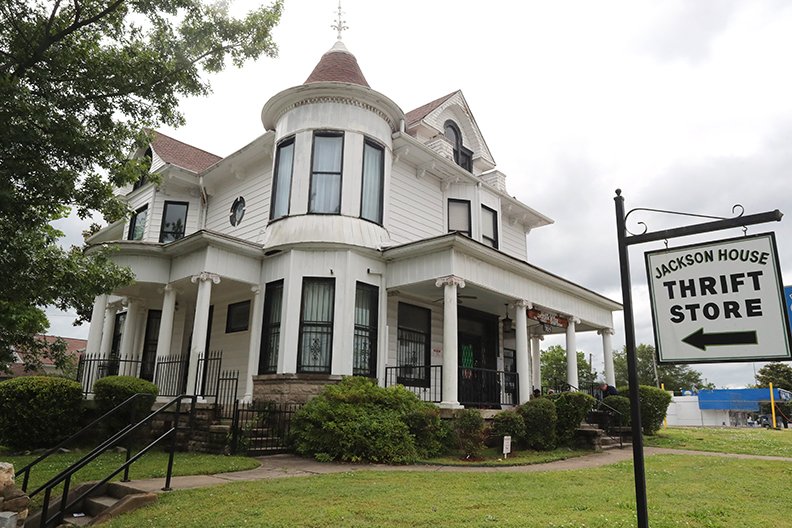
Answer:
613, 343, 707, 391
755, 362, 792, 391
0, 0, 282, 372
540, 345, 597, 390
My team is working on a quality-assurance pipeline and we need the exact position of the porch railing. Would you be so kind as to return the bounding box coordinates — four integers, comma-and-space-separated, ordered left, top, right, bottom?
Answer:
384, 365, 442, 403
153, 354, 188, 397
76, 354, 143, 395
458, 367, 519, 407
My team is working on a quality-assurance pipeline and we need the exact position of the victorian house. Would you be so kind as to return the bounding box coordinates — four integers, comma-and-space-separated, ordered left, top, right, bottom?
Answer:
81, 37, 621, 408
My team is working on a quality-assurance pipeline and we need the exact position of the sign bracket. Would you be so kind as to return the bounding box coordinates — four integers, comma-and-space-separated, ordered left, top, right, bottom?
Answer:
614, 189, 783, 528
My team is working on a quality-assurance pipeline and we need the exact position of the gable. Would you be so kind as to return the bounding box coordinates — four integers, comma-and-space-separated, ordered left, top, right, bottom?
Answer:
406, 90, 496, 172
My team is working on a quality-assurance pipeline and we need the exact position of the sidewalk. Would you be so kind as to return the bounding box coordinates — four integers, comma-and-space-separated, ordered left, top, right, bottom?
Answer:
126, 447, 792, 494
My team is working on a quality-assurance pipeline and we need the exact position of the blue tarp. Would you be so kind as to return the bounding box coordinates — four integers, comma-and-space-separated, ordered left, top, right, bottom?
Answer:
697, 388, 790, 411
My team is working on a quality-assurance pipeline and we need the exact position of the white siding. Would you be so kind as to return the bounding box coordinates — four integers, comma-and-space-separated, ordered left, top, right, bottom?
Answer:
500, 221, 527, 260
204, 162, 272, 242
387, 162, 444, 244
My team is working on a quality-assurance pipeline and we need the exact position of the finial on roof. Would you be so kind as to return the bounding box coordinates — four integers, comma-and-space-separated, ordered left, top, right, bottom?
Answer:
331, 1, 348, 40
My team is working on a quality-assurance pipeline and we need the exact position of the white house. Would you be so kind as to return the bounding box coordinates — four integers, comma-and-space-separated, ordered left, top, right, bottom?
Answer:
82, 37, 621, 409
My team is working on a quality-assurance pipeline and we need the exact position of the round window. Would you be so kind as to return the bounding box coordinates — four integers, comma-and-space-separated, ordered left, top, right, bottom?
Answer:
229, 196, 246, 226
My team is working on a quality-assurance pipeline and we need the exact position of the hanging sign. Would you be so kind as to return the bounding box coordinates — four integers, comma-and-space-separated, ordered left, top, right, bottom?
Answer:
646, 233, 792, 364
527, 309, 568, 329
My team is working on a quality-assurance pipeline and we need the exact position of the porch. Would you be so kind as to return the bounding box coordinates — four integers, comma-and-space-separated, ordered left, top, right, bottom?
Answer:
384, 365, 518, 407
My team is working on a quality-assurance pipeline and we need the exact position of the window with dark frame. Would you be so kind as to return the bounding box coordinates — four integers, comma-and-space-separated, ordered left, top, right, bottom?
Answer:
298, 278, 335, 373
128, 205, 148, 240
159, 201, 188, 243
270, 137, 295, 220
481, 205, 498, 249
353, 282, 378, 377
397, 302, 431, 387
448, 199, 471, 236
309, 131, 343, 214
258, 280, 284, 374
225, 300, 251, 333
444, 120, 473, 172
360, 139, 384, 224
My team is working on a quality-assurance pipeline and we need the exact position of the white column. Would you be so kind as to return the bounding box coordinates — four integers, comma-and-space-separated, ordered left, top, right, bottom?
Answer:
155, 285, 177, 358
436, 275, 464, 408
244, 286, 264, 403
85, 294, 108, 357
118, 298, 141, 359
514, 300, 531, 404
98, 303, 119, 359
566, 317, 579, 389
599, 328, 616, 386
188, 272, 220, 396
530, 334, 543, 393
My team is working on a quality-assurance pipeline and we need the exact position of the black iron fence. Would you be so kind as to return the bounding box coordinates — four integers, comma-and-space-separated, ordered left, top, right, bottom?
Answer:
195, 350, 223, 397
153, 354, 188, 397
458, 367, 518, 407
76, 354, 143, 395
214, 369, 240, 421
230, 401, 302, 456
384, 365, 442, 403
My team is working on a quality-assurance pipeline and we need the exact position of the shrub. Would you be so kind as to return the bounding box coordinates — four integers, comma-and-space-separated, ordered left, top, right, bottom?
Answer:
93, 376, 158, 424
552, 391, 596, 446
290, 377, 449, 464
638, 385, 672, 435
491, 410, 526, 444
452, 409, 486, 458
519, 397, 557, 451
0, 376, 83, 449
602, 395, 631, 427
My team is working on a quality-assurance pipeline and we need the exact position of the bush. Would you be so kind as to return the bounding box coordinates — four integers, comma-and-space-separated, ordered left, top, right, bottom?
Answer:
453, 409, 486, 458
638, 385, 672, 435
602, 395, 631, 427
93, 376, 158, 423
519, 397, 557, 451
0, 376, 83, 449
290, 377, 449, 464
491, 410, 526, 443
552, 391, 596, 446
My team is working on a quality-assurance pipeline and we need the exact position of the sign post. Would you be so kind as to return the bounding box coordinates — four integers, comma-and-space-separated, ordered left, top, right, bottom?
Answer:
614, 190, 784, 528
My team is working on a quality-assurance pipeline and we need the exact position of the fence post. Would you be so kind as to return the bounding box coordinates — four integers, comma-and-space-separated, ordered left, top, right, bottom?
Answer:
230, 399, 240, 455
163, 396, 181, 492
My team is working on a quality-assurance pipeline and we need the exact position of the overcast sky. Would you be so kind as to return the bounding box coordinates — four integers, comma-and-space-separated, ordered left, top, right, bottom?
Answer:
50, 0, 792, 387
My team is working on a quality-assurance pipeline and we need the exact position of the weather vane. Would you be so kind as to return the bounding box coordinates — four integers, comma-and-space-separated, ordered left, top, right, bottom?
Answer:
331, 1, 348, 40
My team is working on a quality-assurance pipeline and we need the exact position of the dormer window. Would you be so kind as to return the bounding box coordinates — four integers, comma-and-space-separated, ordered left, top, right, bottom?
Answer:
309, 131, 343, 214
444, 120, 472, 172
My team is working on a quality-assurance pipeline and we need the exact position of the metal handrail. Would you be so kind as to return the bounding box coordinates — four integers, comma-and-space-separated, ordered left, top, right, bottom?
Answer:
549, 381, 626, 448
17, 392, 154, 494
37, 394, 194, 528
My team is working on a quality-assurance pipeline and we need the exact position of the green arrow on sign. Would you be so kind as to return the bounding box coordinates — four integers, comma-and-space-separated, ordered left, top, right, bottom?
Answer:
682, 328, 758, 351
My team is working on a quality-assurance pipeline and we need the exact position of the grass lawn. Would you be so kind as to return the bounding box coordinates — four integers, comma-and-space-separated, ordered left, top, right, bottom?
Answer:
103, 454, 789, 528
420, 446, 590, 466
644, 426, 792, 457
0, 450, 259, 506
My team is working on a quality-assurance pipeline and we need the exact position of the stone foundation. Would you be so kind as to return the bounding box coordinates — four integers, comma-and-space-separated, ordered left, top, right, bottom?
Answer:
252, 373, 344, 404
0, 463, 29, 528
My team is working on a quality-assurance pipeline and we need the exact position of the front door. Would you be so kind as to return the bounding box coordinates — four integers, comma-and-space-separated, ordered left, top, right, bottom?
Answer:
457, 308, 499, 407
140, 310, 162, 381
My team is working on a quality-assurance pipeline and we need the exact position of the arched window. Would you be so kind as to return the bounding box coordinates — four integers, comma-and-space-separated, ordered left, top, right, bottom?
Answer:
444, 120, 472, 171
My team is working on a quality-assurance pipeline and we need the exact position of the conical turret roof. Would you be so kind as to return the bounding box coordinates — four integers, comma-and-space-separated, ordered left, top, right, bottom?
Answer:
304, 40, 370, 87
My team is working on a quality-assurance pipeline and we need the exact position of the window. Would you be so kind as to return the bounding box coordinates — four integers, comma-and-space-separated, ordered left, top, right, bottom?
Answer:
159, 201, 188, 243
353, 282, 378, 377
128, 205, 148, 240
258, 280, 283, 374
481, 205, 498, 248
397, 302, 431, 387
270, 137, 294, 220
229, 196, 246, 226
298, 278, 335, 373
360, 139, 384, 224
226, 300, 251, 333
309, 132, 343, 214
444, 120, 473, 171
448, 199, 471, 236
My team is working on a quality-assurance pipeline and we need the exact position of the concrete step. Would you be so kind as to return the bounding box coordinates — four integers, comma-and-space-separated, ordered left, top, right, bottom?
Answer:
61, 512, 94, 526
84, 495, 119, 517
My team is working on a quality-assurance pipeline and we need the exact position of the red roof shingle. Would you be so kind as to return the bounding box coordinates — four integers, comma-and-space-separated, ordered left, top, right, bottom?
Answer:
305, 41, 370, 88
405, 91, 458, 127
150, 130, 222, 173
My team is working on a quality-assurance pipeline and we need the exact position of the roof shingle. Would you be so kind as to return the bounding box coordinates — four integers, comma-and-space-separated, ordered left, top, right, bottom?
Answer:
305, 40, 370, 87
150, 130, 222, 173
